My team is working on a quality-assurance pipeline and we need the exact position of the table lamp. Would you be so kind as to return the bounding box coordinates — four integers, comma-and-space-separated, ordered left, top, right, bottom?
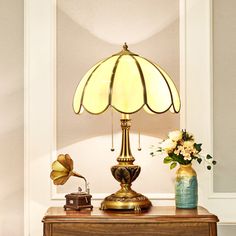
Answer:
73, 43, 180, 211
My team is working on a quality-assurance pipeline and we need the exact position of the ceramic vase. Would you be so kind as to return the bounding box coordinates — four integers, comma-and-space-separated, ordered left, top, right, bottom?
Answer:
175, 164, 198, 208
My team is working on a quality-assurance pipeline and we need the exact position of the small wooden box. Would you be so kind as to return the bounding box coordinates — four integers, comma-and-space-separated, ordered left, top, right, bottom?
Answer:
64, 192, 93, 211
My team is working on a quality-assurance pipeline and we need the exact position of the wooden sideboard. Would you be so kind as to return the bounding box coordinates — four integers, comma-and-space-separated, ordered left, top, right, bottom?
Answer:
42, 206, 218, 236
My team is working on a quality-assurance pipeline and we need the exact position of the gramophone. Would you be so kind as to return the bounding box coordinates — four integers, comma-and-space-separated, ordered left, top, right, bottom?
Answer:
50, 154, 93, 211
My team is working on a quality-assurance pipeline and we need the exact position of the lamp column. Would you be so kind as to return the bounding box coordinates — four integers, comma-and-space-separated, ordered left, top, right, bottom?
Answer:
118, 114, 135, 164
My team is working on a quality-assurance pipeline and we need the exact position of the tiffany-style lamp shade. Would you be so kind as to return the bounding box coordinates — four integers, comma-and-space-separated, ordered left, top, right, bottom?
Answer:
73, 43, 180, 211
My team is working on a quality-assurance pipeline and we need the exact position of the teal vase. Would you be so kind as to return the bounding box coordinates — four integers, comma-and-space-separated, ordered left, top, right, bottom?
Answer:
175, 164, 198, 209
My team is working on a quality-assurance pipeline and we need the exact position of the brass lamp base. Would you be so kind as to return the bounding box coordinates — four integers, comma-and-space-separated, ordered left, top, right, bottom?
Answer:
101, 190, 151, 212
100, 164, 152, 212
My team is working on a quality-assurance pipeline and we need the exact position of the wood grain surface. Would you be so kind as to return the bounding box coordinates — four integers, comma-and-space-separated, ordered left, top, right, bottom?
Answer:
43, 206, 219, 236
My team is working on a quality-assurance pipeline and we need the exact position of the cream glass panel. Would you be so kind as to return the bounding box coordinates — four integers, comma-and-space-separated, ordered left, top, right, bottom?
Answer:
157, 65, 181, 113
83, 56, 119, 114
135, 56, 172, 112
111, 55, 144, 113
73, 61, 103, 113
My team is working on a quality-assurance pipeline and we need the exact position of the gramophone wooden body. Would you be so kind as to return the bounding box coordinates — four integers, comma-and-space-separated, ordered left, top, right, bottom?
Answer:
64, 192, 93, 211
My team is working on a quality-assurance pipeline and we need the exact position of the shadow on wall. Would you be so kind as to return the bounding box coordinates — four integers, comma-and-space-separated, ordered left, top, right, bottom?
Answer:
55, 134, 175, 194
57, 0, 179, 45
56, 2, 180, 150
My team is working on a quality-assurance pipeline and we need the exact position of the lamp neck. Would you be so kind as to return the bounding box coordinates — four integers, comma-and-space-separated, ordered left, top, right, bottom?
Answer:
117, 116, 135, 165
121, 113, 130, 119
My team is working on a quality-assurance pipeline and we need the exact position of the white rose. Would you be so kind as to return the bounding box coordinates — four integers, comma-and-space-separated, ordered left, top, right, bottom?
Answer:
183, 154, 192, 161
174, 146, 183, 155
161, 138, 177, 153
168, 130, 183, 142
183, 141, 195, 150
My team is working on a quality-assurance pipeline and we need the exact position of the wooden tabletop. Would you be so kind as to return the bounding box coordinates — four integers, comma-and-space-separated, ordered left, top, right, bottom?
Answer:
43, 206, 219, 223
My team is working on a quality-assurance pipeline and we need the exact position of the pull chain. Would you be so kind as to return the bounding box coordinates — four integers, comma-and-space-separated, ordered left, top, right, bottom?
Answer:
138, 129, 142, 151
110, 108, 115, 151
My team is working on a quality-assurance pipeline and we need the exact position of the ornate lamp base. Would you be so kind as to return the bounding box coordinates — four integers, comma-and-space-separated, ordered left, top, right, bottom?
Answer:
101, 191, 151, 212
101, 117, 152, 212
100, 164, 152, 212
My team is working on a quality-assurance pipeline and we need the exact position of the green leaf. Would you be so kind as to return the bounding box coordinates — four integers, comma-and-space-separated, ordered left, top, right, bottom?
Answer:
164, 156, 173, 164
170, 153, 186, 165
206, 154, 213, 159
212, 160, 217, 165
194, 143, 202, 152
170, 162, 177, 170
207, 165, 212, 170
197, 158, 202, 164
182, 130, 194, 141
182, 130, 187, 141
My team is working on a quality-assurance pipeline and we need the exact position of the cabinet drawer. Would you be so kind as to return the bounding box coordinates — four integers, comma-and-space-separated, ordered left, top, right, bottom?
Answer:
51, 222, 209, 236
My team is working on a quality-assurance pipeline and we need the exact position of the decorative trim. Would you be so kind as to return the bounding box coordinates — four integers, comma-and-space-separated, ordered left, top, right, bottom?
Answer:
208, 0, 236, 199
24, 1, 30, 235
51, 191, 175, 201
25, 1, 57, 236
50, 0, 57, 203
218, 222, 236, 225
179, 0, 187, 130
208, 0, 214, 199
208, 193, 236, 199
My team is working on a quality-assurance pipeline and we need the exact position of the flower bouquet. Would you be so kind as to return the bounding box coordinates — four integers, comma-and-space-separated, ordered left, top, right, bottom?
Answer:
151, 130, 216, 170
151, 130, 216, 209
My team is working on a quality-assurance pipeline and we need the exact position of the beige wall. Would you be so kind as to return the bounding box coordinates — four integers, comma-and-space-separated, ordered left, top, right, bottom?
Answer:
0, 0, 24, 235
218, 225, 236, 236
